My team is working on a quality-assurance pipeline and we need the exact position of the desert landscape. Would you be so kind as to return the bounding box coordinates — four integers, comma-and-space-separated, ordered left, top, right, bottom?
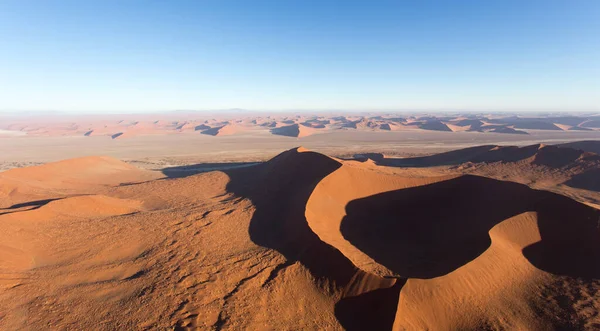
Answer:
2, 112, 600, 171
1, 111, 599, 330
2, 0, 600, 329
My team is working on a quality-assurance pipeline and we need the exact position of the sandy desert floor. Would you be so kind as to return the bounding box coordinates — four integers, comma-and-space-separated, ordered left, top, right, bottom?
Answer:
2, 112, 600, 171
1, 140, 599, 330
2, 129, 600, 171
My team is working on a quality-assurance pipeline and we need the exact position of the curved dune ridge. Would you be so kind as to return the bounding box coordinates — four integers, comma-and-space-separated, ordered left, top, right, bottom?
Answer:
0, 147, 599, 329
200, 123, 241, 136
377, 143, 598, 168
306, 162, 460, 277
0, 155, 161, 208
270, 123, 317, 137
371, 143, 600, 201
302, 151, 600, 329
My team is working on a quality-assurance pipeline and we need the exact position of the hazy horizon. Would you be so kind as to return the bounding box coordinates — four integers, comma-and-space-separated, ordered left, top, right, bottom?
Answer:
1, 108, 600, 117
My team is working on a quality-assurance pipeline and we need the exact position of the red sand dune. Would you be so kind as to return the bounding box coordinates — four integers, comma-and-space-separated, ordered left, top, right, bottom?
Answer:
0, 156, 160, 208
200, 124, 242, 136
0, 146, 599, 329
270, 123, 317, 137
378, 143, 597, 168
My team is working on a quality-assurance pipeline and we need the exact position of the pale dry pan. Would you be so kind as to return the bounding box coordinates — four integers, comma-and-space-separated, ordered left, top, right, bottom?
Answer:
0, 147, 599, 330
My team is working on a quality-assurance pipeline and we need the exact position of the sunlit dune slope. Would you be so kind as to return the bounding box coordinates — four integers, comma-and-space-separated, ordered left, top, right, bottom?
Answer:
0, 146, 599, 330
0, 156, 161, 208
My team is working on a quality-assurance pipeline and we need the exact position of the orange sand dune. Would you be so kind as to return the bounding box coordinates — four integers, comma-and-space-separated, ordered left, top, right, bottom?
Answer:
0, 156, 160, 208
445, 123, 472, 132
200, 123, 242, 136
0, 146, 599, 330
378, 143, 596, 168
270, 123, 317, 137
0, 195, 142, 272
394, 212, 548, 329
306, 162, 459, 277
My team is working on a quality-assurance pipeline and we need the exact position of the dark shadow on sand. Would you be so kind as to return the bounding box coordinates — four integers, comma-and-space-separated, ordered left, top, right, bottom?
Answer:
340, 175, 600, 279
162, 162, 261, 178
564, 168, 600, 192
6, 198, 64, 209
222, 148, 401, 330
334, 279, 405, 331
0, 197, 67, 215
216, 147, 600, 329
376, 144, 589, 168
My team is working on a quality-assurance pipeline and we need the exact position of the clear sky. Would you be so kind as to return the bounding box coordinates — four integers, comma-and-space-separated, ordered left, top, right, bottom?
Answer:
0, 0, 599, 113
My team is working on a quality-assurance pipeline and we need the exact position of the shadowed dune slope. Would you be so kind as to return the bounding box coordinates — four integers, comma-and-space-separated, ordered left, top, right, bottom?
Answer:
379, 143, 595, 168
306, 163, 459, 277
416, 120, 453, 132
565, 168, 600, 192
224, 148, 400, 328
304, 162, 600, 329
339, 175, 599, 279
200, 124, 240, 136
558, 140, 600, 154
270, 123, 316, 137
1, 147, 599, 330
227, 147, 600, 329
394, 212, 554, 330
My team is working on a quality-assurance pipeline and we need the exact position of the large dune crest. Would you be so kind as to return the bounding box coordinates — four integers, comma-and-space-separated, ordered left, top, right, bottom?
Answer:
1, 146, 599, 329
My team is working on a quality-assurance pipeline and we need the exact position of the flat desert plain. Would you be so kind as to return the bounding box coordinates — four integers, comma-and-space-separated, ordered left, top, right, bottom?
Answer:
2, 112, 600, 171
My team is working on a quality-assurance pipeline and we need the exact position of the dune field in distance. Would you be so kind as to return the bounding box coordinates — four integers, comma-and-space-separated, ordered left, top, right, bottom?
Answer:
1, 111, 600, 330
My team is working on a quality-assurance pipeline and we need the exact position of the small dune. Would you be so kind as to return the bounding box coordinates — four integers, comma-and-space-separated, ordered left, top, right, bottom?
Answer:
2, 195, 140, 222
270, 123, 316, 137
200, 124, 240, 136
483, 126, 528, 134
513, 121, 563, 130
0, 156, 160, 208
378, 143, 595, 169
417, 120, 452, 132
445, 123, 471, 132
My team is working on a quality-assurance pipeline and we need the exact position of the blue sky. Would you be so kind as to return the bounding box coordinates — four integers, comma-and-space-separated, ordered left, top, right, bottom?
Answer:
0, 0, 598, 113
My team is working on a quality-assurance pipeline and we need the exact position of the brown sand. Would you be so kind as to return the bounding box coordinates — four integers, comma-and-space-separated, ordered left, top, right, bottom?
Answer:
0, 146, 599, 330
270, 123, 317, 137
200, 124, 243, 136
0, 156, 161, 208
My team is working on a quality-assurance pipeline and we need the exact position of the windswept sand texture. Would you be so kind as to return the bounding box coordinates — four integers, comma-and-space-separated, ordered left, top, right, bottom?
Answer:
1, 144, 599, 330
